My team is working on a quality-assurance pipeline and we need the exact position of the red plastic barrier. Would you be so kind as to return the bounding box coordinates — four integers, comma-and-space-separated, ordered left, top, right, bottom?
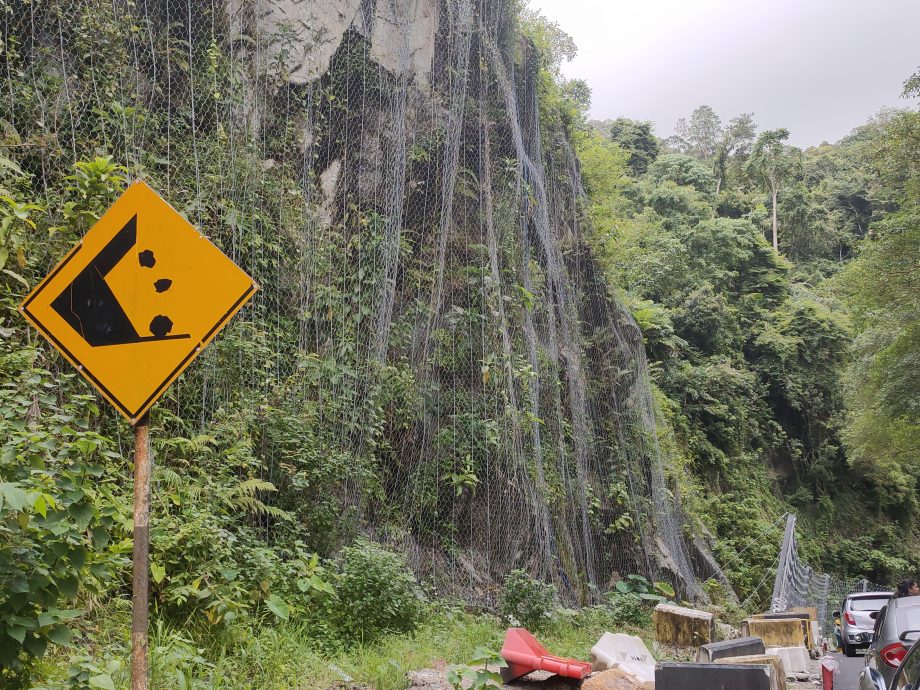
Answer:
822, 662, 833, 690
499, 627, 593, 682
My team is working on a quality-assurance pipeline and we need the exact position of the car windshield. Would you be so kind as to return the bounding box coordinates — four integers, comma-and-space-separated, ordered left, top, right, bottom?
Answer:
850, 597, 889, 611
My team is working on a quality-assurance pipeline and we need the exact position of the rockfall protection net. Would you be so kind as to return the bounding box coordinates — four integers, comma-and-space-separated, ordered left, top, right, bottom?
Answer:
1, 0, 735, 604
771, 514, 888, 637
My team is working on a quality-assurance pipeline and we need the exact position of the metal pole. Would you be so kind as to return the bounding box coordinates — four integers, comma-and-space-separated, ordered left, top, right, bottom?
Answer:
131, 412, 151, 690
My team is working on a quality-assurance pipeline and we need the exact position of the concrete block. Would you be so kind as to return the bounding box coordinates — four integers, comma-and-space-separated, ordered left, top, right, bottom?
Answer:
765, 646, 810, 674
591, 632, 655, 688
715, 655, 787, 690
656, 662, 772, 690
752, 612, 810, 621
742, 618, 805, 648
653, 604, 714, 647
697, 636, 765, 663
791, 606, 818, 622
747, 615, 813, 649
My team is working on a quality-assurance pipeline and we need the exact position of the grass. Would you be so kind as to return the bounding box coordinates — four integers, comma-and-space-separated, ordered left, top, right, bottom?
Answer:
30, 601, 656, 689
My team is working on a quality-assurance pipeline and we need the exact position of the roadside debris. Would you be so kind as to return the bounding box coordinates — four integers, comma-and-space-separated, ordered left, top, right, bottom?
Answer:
499, 628, 592, 682
652, 604, 714, 647
696, 636, 766, 662
406, 602, 834, 690
590, 633, 654, 688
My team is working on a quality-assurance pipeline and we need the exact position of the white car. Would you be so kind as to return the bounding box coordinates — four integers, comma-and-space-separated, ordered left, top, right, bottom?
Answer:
835, 592, 892, 657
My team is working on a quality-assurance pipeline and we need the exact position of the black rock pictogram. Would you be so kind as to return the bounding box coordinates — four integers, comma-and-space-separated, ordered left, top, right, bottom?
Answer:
51, 215, 189, 346
149, 315, 173, 337
138, 249, 156, 268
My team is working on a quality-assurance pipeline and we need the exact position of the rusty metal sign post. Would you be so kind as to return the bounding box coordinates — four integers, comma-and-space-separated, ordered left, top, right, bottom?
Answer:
131, 413, 151, 690
19, 181, 257, 689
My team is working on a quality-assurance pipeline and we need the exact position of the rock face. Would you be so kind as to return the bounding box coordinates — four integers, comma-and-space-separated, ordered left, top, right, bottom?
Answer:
369, 0, 439, 83
232, 0, 438, 86
252, 0, 363, 83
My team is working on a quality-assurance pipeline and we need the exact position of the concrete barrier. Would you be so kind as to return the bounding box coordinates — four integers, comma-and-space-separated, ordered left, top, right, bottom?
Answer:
715, 654, 787, 690
753, 612, 810, 622
765, 646, 810, 674
590, 632, 655, 688
656, 662, 772, 690
742, 618, 805, 648
696, 636, 765, 663
653, 604, 714, 647
791, 606, 818, 623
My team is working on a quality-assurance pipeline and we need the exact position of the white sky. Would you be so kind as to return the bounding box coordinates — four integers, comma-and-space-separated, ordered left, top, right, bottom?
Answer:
526, 0, 920, 147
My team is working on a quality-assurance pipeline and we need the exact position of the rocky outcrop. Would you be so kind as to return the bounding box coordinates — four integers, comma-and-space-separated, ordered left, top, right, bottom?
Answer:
369, 0, 438, 84
229, 0, 437, 86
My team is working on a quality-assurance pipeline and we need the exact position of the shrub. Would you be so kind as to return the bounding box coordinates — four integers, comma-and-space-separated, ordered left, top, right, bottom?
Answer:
331, 539, 424, 643
604, 592, 650, 627
0, 367, 129, 683
498, 570, 556, 631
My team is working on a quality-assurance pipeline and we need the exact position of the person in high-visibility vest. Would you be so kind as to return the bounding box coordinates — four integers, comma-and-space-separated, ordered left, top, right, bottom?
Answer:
833, 615, 842, 651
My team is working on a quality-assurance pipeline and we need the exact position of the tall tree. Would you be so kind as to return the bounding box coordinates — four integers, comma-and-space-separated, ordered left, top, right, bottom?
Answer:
674, 105, 723, 160
746, 128, 799, 252
713, 113, 756, 194
608, 118, 660, 175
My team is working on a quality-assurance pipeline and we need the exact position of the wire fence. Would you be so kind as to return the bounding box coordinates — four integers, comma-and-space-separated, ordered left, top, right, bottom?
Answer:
772, 515, 888, 637
1, 0, 732, 604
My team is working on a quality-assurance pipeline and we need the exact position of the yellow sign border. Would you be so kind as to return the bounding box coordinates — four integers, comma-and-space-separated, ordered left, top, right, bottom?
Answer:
19, 181, 257, 423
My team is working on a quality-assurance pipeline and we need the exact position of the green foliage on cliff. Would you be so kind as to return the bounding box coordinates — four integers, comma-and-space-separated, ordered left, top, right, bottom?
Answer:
579, 92, 920, 602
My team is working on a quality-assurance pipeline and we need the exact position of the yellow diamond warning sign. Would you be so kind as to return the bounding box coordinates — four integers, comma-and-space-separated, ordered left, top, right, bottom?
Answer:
20, 181, 257, 422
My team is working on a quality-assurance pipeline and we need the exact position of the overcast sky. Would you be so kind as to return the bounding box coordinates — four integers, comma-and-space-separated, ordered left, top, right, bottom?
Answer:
526, 0, 920, 148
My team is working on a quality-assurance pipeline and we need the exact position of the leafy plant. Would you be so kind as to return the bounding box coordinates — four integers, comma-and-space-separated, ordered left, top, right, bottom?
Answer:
330, 539, 425, 643
498, 570, 556, 631
0, 366, 128, 681
602, 592, 650, 627
613, 573, 676, 603
447, 647, 506, 690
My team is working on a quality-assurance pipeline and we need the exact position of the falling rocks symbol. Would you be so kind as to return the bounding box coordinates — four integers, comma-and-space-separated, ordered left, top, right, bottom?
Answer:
51, 214, 189, 346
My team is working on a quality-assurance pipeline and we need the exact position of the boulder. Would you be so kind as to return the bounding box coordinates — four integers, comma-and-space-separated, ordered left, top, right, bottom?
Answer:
583, 667, 648, 690
696, 636, 765, 663
653, 604, 714, 647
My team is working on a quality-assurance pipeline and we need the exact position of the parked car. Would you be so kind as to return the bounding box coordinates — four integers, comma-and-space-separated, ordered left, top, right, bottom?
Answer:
864, 595, 920, 686
836, 592, 893, 657
859, 632, 920, 690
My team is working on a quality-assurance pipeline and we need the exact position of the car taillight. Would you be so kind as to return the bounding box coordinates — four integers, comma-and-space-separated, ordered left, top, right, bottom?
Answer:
880, 642, 907, 668
845, 612, 856, 625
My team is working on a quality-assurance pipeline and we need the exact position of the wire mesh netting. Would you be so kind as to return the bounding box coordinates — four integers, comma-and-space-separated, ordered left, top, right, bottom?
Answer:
771, 515, 888, 636
1, 0, 734, 604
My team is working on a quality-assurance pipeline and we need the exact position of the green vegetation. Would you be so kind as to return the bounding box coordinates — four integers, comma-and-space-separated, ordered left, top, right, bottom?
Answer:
582, 76, 920, 597
1, 0, 918, 683
498, 569, 557, 631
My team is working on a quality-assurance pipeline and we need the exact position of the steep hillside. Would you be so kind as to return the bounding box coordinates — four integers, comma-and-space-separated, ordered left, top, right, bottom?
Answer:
0, 0, 739, 679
